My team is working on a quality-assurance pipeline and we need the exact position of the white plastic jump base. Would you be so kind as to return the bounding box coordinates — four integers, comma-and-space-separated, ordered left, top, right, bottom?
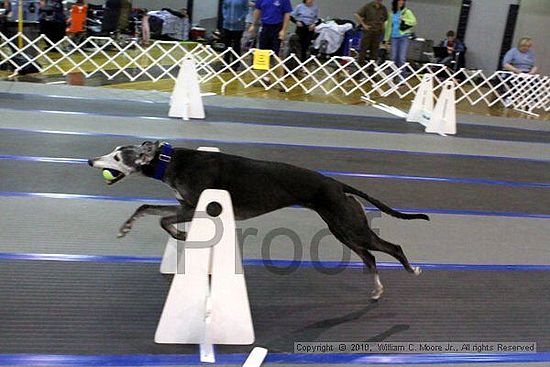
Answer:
243, 347, 269, 367
169, 57, 205, 120
425, 80, 457, 136
407, 74, 434, 126
160, 147, 221, 275
155, 189, 254, 348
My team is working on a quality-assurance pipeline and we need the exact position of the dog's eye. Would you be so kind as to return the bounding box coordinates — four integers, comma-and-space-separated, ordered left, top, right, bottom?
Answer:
114, 155, 120, 162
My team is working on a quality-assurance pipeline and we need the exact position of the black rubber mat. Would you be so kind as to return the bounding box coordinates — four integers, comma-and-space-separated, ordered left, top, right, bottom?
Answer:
1, 160, 549, 214
1, 93, 549, 143
1, 129, 549, 185
0, 260, 548, 354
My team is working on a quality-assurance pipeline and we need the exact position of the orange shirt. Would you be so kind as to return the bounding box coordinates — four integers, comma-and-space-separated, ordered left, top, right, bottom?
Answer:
68, 4, 87, 33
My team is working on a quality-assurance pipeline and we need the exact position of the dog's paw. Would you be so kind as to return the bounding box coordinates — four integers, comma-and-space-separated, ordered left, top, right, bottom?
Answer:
118, 224, 132, 238
371, 286, 384, 300
413, 266, 422, 276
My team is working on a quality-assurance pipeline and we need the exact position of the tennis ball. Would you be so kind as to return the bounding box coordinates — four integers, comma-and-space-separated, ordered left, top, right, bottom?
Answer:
102, 169, 116, 181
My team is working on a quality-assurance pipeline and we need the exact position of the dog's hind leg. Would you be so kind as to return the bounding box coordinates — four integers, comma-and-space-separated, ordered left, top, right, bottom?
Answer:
342, 195, 422, 276
353, 247, 385, 300
118, 205, 186, 238
327, 226, 385, 300
316, 196, 385, 300
367, 231, 422, 276
369, 232, 422, 275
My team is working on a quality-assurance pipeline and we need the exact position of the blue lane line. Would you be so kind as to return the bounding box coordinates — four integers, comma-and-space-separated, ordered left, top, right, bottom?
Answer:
0, 155, 87, 165
0, 252, 161, 263
395, 207, 550, 219
318, 170, 550, 189
0, 352, 548, 366
0, 191, 176, 205
1, 252, 549, 271
2, 191, 549, 219
2, 154, 548, 189
1, 126, 549, 163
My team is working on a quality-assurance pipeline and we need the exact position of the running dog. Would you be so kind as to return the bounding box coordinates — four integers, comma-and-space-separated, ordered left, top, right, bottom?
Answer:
89, 141, 429, 300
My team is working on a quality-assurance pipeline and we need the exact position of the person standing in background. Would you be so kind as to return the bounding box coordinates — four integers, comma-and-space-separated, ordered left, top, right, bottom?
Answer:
354, 0, 388, 66
245, 1, 256, 29
39, 0, 66, 44
222, 0, 249, 67
66, 0, 87, 45
240, 1, 257, 53
0, 1, 8, 34
248, 0, 292, 56
384, 0, 416, 73
290, 0, 319, 61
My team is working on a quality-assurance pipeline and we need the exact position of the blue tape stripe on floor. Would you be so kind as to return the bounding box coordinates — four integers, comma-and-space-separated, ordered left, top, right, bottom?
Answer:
2, 191, 549, 219
0, 155, 87, 164
1, 127, 548, 163
0, 191, 177, 204
0, 352, 548, 366
3, 154, 548, 189
319, 170, 550, 189
0, 252, 161, 263
396, 207, 550, 219
0, 252, 548, 271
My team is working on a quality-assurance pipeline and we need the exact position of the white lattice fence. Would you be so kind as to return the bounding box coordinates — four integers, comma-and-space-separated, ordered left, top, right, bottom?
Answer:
1, 32, 548, 115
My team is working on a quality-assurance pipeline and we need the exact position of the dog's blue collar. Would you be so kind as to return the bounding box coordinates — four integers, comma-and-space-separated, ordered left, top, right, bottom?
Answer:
153, 143, 173, 181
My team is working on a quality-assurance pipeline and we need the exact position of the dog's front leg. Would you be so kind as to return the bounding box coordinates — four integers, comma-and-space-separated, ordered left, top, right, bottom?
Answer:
160, 214, 193, 241
118, 205, 181, 238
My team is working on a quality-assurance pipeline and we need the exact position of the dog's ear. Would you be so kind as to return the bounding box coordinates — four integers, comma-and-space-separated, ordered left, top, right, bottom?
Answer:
138, 141, 160, 164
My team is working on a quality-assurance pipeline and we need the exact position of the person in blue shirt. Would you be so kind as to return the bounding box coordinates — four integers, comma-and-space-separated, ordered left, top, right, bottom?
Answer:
290, 0, 319, 61
248, 0, 293, 56
502, 37, 538, 75
222, 0, 249, 67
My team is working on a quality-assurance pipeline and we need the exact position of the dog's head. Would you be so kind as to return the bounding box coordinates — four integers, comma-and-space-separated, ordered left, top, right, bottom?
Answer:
88, 141, 160, 185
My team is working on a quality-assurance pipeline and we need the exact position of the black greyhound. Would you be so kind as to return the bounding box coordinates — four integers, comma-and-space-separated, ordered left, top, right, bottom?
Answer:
89, 141, 429, 299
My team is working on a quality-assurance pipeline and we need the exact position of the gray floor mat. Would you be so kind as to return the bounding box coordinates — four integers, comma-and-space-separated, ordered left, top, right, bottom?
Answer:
0, 260, 548, 354
1, 130, 549, 184
0, 93, 548, 143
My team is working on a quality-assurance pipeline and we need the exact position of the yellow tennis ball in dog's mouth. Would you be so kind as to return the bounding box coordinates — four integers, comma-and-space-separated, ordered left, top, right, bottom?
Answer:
102, 169, 116, 181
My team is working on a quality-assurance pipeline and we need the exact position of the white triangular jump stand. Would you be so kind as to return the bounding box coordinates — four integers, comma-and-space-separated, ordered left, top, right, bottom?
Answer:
155, 189, 255, 362
407, 74, 434, 126
160, 147, 221, 275
425, 81, 456, 136
169, 57, 205, 120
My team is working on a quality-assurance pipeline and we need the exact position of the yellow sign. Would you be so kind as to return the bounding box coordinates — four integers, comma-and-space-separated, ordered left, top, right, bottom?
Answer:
253, 49, 271, 70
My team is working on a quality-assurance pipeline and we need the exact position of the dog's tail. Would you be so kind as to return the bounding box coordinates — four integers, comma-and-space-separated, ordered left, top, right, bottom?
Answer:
343, 184, 430, 221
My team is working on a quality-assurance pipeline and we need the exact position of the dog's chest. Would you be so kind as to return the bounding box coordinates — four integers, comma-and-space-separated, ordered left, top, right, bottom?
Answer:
172, 188, 193, 205
173, 190, 185, 201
